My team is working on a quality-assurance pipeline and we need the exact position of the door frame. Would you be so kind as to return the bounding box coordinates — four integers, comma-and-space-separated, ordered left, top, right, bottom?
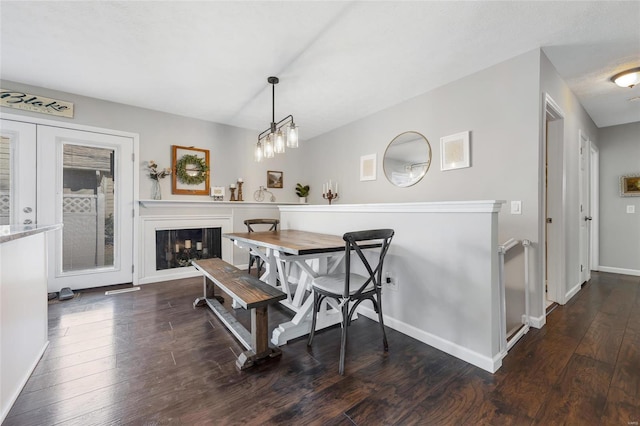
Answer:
589, 142, 599, 271
578, 129, 591, 284
0, 112, 140, 285
541, 93, 566, 319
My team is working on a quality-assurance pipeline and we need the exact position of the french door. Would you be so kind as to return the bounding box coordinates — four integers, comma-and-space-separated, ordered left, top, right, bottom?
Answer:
0, 119, 36, 226
0, 118, 135, 292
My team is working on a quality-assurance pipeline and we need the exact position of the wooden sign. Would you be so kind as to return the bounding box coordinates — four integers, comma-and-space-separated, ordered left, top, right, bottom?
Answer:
0, 89, 74, 118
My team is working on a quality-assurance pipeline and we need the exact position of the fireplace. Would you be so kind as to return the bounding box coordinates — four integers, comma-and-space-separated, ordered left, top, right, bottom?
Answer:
139, 214, 233, 284
155, 227, 222, 270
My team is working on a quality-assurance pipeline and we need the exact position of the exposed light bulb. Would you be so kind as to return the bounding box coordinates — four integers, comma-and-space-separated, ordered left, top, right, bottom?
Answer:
264, 134, 274, 158
254, 141, 263, 162
287, 123, 299, 148
274, 129, 286, 153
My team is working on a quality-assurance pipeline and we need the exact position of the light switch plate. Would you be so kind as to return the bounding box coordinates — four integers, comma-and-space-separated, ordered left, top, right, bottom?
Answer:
627, 205, 636, 214
511, 201, 522, 214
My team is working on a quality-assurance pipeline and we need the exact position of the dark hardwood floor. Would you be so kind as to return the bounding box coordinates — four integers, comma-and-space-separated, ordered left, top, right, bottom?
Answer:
4, 271, 638, 425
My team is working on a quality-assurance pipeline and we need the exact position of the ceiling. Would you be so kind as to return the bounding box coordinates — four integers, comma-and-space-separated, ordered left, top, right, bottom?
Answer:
1, 1, 639, 140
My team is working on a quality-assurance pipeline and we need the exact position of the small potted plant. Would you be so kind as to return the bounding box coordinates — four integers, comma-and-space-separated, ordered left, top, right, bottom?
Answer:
295, 183, 310, 203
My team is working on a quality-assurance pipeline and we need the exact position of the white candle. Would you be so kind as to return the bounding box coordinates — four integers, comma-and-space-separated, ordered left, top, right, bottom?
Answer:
335, 182, 338, 193
196, 241, 202, 250
237, 178, 243, 183
185, 240, 191, 249
230, 184, 236, 189
175, 244, 180, 253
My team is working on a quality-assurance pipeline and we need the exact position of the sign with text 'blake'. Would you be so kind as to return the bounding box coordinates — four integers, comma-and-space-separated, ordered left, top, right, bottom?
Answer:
0, 89, 74, 118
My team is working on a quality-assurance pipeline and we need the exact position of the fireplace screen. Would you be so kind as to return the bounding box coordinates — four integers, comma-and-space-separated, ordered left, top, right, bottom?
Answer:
155, 227, 221, 270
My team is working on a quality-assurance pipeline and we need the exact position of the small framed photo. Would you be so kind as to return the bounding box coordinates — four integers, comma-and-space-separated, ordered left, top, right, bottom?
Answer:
620, 174, 640, 197
267, 170, 283, 188
440, 131, 470, 171
211, 186, 225, 201
360, 153, 377, 181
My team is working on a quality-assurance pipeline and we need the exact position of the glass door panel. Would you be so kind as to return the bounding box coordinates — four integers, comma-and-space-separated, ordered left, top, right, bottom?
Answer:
62, 144, 115, 272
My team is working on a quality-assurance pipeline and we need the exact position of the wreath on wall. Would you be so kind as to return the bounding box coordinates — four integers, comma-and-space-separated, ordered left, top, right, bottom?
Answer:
175, 154, 209, 185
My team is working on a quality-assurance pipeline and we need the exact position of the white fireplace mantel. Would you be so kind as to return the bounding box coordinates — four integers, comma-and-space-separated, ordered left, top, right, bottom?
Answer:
137, 200, 291, 284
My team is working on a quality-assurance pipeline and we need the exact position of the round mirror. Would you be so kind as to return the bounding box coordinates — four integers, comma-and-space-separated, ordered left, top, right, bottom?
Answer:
383, 131, 432, 187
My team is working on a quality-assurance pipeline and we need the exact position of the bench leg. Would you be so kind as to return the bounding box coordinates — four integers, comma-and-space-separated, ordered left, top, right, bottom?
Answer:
194, 276, 224, 308
236, 306, 282, 370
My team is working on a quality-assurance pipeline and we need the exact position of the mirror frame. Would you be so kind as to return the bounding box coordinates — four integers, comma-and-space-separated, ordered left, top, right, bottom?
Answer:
382, 131, 432, 188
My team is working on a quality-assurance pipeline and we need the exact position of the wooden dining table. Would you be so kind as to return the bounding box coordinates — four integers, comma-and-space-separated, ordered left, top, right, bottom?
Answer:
223, 229, 351, 346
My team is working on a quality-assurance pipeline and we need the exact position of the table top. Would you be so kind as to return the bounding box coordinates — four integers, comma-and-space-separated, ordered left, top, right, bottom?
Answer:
223, 229, 346, 255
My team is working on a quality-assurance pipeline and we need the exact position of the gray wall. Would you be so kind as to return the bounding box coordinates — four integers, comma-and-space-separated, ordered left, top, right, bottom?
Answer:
598, 122, 640, 273
302, 48, 600, 320
0, 80, 306, 204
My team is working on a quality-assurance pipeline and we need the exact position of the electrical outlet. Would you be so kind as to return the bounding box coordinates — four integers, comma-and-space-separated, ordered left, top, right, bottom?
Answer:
627, 205, 636, 214
385, 272, 398, 291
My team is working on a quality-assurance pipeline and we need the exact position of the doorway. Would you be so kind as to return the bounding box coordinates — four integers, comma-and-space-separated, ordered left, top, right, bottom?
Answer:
543, 94, 565, 311
0, 117, 136, 292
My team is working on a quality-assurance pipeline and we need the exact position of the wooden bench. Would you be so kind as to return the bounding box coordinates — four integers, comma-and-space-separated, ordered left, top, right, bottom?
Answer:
191, 258, 286, 370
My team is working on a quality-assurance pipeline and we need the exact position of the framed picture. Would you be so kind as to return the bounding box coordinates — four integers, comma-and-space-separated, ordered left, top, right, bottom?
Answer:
172, 145, 210, 195
620, 174, 640, 197
440, 131, 470, 171
267, 170, 283, 188
360, 153, 377, 181
211, 186, 225, 201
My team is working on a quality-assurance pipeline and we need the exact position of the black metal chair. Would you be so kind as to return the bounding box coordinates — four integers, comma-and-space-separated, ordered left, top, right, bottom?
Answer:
244, 218, 279, 276
307, 228, 394, 375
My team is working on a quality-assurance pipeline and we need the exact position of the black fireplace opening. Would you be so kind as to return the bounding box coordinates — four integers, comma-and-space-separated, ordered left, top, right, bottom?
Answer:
155, 227, 222, 270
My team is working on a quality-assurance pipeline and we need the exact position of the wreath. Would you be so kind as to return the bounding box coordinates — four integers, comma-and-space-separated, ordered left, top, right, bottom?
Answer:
175, 154, 209, 185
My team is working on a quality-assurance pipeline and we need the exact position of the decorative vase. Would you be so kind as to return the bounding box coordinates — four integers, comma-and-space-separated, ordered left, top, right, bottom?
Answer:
151, 179, 162, 200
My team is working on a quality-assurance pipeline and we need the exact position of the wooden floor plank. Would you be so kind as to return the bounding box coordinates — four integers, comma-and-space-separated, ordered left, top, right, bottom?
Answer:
4, 270, 639, 425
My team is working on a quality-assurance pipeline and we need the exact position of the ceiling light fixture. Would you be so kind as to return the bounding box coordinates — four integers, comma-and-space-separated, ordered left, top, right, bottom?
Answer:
611, 67, 640, 88
255, 76, 299, 162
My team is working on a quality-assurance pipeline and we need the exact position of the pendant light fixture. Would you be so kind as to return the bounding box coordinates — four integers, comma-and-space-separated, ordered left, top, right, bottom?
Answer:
611, 67, 640, 88
255, 76, 299, 162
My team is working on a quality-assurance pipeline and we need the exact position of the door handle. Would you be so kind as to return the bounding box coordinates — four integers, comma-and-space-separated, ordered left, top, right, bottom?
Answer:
584, 216, 592, 221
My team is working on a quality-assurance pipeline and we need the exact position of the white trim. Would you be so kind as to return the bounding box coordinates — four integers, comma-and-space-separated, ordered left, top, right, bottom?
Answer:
358, 306, 504, 373
541, 93, 566, 315
589, 143, 599, 271
138, 214, 233, 284
139, 200, 296, 208
280, 200, 505, 214
598, 266, 640, 277
544, 93, 565, 119
565, 282, 582, 303
525, 313, 546, 329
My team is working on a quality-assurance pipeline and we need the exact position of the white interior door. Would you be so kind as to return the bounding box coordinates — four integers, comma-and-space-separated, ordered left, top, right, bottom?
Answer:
579, 130, 591, 284
0, 119, 36, 226
37, 126, 134, 292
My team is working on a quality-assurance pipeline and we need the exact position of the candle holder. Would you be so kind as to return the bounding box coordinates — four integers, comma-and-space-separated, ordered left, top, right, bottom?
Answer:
237, 181, 244, 201
229, 186, 236, 201
323, 189, 338, 205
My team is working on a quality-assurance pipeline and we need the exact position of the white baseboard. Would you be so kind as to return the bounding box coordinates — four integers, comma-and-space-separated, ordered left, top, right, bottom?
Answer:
598, 266, 640, 277
358, 306, 503, 373
523, 313, 545, 329
565, 282, 582, 303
